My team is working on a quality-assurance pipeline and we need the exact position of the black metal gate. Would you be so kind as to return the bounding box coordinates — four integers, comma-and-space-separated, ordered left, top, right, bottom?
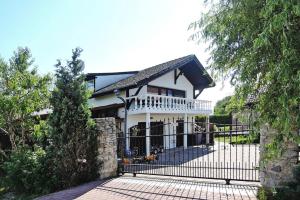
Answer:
117, 117, 259, 183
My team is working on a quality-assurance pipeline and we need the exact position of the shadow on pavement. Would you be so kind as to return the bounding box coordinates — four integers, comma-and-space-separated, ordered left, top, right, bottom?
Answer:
37, 175, 259, 200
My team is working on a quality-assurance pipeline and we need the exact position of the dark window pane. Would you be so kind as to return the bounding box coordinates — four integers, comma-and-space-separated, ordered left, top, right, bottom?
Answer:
160, 88, 167, 96
173, 90, 185, 98
167, 89, 173, 96
147, 86, 159, 94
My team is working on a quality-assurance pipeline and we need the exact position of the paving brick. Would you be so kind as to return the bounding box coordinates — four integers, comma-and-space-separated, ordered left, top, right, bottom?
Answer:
36, 175, 259, 200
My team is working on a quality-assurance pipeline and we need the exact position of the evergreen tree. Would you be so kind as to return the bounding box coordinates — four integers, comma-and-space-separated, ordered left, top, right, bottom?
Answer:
48, 48, 98, 188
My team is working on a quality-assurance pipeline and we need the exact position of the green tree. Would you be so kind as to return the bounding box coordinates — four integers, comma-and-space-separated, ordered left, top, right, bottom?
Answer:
0, 47, 51, 154
189, 0, 300, 157
214, 96, 232, 114
48, 48, 98, 189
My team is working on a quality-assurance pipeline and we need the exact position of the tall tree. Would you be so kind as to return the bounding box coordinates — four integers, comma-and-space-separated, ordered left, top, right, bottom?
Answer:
189, 0, 300, 156
48, 48, 98, 189
0, 47, 51, 153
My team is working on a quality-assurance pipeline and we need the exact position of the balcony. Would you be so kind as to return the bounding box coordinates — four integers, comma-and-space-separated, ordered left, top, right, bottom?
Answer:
126, 94, 212, 115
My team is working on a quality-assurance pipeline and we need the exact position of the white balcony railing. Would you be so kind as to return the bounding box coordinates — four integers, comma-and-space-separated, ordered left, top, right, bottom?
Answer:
125, 94, 212, 114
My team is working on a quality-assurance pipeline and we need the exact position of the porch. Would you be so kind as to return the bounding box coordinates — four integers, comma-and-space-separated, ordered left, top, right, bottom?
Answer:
125, 113, 211, 157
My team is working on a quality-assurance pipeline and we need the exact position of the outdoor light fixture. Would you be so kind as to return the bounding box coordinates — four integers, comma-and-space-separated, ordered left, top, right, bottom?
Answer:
114, 88, 129, 154
113, 89, 121, 97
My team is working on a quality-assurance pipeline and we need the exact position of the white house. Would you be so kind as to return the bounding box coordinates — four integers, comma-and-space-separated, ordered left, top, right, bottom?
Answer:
86, 55, 215, 156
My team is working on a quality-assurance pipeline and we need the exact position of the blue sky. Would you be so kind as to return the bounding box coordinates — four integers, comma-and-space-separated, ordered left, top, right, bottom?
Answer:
0, 0, 233, 105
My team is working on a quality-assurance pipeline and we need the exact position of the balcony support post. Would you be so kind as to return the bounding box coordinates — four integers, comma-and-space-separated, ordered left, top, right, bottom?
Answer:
184, 113, 188, 149
206, 115, 210, 144
146, 112, 151, 156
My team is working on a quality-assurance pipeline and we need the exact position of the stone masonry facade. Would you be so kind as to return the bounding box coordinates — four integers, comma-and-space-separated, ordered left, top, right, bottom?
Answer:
95, 117, 118, 179
260, 123, 299, 188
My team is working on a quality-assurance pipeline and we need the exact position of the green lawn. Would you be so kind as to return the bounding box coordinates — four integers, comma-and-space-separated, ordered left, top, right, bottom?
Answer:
214, 135, 257, 144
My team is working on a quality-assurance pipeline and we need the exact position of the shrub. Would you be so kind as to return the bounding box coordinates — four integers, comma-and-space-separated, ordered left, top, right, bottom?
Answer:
196, 114, 232, 125
257, 187, 269, 200
2, 147, 50, 194
209, 114, 232, 125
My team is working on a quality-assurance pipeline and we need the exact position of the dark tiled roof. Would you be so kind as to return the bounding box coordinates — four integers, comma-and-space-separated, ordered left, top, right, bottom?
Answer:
92, 54, 213, 97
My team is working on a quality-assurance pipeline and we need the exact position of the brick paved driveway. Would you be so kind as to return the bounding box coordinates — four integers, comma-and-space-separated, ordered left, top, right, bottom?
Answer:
37, 175, 259, 200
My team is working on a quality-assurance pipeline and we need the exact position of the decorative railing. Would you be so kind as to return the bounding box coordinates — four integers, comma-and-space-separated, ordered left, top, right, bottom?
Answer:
125, 94, 212, 114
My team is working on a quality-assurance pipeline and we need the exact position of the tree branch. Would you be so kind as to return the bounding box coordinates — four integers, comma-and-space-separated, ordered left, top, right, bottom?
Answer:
0, 127, 8, 135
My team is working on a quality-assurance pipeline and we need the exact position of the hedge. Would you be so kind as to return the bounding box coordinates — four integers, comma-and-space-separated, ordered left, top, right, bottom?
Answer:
195, 114, 232, 125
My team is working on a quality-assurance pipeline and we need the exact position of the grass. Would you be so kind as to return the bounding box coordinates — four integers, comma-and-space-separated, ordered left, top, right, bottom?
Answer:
214, 135, 257, 144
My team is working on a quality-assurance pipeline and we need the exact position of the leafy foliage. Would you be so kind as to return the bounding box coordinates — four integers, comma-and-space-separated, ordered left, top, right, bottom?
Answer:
210, 114, 232, 125
214, 96, 233, 114
2, 147, 49, 194
196, 114, 232, 125
190, 0, 300, 157
48, 48, 99, 189
0, 47, 52, 151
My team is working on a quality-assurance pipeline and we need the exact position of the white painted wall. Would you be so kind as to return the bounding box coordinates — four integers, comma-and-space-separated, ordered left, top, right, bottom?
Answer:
148, 70, 194, 99
88, 90, 126, 108
128, 85, 147, 97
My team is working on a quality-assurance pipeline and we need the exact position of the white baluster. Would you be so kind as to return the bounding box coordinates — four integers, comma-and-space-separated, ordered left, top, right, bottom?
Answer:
150, 95, 152, 109
166, 97, 168, 110
134, 97, 137, 110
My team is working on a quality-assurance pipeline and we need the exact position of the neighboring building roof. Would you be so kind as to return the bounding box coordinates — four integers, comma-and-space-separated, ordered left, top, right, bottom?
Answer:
87, 72, 139, 91
91, 54, 214, 97
86, 71, 139, 81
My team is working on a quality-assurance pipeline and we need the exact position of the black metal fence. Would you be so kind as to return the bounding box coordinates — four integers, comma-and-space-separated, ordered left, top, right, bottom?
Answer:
117, 117, 260, 183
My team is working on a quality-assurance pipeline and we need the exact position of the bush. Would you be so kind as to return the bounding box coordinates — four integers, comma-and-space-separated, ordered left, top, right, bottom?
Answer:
196, 114, 232, 125
209, 114, 232, 125
2, 147, 51, 195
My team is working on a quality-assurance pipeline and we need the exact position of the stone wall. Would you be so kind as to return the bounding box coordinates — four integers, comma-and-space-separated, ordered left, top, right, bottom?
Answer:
260, 123, 299, 188
95, 117, 118, 179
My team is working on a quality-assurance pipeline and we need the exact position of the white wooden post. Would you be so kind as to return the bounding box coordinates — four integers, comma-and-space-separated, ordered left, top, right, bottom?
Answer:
164, 120, 168, 149
146, 112, 151, 156
206, 115, 210, 144
184, 113, 188, 149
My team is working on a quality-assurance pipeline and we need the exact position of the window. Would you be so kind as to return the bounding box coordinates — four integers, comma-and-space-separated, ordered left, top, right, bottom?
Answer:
147, 85, 185, 98
160, 88, 167, 96
173, 90, 185, 98
147, 86, 159, 94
